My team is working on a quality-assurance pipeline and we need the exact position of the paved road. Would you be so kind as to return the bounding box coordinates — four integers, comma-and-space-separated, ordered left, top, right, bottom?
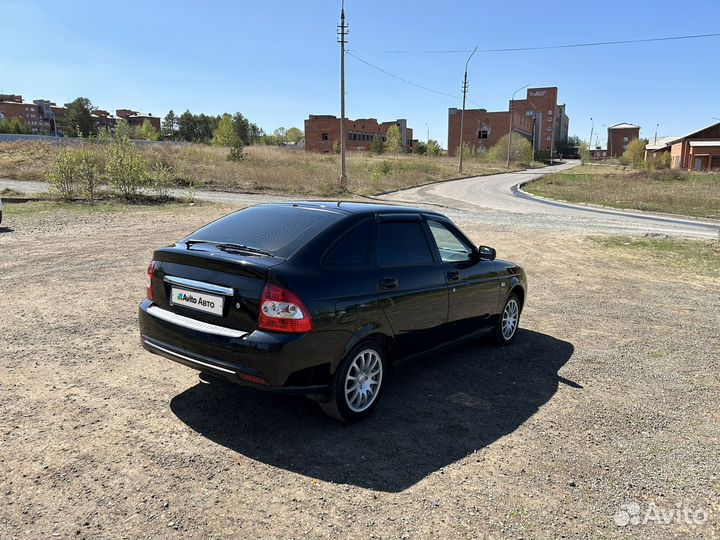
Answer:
3, 165, 719, 239
377, 160, 720, 239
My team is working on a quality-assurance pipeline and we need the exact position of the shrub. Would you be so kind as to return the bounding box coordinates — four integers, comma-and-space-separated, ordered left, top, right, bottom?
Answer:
487, 134, 532, 164
47, 147, 79, 200
620, 138, 647, 168
227, 140, 245, 161
106, 135, 149, 198
384, 125, 403, 154
369, 135, 384, 154
426, 139, 441, 156
47, 146, 100, 201
579, 142, 592, 164
149, 160, 174, 198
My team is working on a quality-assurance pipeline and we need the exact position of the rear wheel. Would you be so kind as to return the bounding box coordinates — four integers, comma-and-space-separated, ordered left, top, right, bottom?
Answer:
320, 340, 386, 422
493, 292, 521, 345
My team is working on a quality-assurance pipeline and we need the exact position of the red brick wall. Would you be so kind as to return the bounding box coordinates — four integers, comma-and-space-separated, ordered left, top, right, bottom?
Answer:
304, 116, 411, 153
447, 108, 532, 157
0, 100, 48, 133
607, 127, 640, 158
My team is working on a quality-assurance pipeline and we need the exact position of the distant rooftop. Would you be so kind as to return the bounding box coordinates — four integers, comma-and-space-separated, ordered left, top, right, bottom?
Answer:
608, 123, 640, 130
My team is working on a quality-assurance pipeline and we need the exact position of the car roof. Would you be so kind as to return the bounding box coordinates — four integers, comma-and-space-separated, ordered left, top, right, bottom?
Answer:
260, 201, 444, 217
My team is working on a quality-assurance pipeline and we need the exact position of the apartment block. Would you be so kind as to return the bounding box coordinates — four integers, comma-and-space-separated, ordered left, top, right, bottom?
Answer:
0, 94, 52, 133
116, 109, 161, 132
304, 115, 414, 153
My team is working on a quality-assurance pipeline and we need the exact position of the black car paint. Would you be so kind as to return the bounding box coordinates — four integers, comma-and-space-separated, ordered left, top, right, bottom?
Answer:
138, 202, 526, 395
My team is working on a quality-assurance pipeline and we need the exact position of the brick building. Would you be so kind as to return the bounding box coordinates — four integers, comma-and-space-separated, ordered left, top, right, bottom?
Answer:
304, 115, 414, 153
666, 122, 720, 170
606, 123, 640, 158
0, 94, 52, 133
447, 86, 569, 157
116, 109, 161, 132
510, 87, 569, 156
447, 108, 533, 157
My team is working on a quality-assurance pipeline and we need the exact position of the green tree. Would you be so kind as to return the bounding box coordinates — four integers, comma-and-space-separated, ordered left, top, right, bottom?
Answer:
63, 97, 96, 138
579, 142, 592, 164
273, 127, 287, 143
232, 112, 251, 145
0, 117, 32, 134
212, 114, 242, 147
426, 139, 442, 156
177, 110, 198, 142
137, 119, 160, 141
162, 110, 178, 139
487, 134, 532, 164
369, 135, 384, 154
620, 138, 647, 168
285, 127, 304, 144
413, 140, 427, 155
384, 124, 403, 154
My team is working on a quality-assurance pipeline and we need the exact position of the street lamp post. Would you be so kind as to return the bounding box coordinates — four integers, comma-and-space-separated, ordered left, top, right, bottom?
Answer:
589, 117, 593, 150
654, 123, 659, 145
425, 123, 429, 142
458, 47, 478, 174
507, 84, 529, 169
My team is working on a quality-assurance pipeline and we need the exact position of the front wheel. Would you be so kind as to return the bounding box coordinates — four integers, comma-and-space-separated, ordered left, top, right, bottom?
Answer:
493, 293, 521, 345
320, 340, 386, 422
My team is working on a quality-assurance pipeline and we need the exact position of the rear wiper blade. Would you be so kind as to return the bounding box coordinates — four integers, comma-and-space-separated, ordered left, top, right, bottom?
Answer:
183, 238, 276, 258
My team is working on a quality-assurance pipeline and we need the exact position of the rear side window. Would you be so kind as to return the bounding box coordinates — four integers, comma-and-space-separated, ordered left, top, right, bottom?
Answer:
324, 221, 371, 267
187, 205, 343, 258
377, 222, 434, 267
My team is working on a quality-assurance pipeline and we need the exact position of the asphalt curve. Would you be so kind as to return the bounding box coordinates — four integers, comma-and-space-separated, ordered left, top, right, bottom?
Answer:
378, 160, 720, 239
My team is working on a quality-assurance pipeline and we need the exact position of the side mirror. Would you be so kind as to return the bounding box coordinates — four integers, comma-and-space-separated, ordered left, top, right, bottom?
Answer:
476, 245, 496, 261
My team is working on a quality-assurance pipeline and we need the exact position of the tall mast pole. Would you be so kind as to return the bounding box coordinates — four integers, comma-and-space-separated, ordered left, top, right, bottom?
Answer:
338, 1, 348, 190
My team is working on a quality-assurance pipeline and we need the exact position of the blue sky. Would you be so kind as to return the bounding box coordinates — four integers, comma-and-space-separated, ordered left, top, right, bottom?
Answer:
2, 0, 719, 148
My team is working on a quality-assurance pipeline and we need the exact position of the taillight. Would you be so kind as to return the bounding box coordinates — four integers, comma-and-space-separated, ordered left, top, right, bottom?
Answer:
258, 283, 313, 333
146, 261, 156, 301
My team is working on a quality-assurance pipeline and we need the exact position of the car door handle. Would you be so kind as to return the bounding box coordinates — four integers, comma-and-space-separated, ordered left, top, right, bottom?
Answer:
447, 271, 461, 282
380, 277, 399, 289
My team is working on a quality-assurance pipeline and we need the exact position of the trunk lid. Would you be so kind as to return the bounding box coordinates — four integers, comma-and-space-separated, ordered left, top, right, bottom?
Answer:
149, 244, 284, 333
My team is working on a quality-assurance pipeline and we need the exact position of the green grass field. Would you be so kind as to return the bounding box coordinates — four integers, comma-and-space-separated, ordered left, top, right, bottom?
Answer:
525, 164, 720, 219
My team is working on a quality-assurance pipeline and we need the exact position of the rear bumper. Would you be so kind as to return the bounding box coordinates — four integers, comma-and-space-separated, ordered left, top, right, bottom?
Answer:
138, 299, 334, 394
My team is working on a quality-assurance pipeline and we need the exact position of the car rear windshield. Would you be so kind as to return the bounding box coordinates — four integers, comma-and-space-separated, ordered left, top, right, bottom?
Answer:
185, 205, 344, 258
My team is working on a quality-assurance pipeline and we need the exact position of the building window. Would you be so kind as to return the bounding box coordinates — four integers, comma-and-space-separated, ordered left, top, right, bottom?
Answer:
321, 132, 328, 140
623, 137, 629, 143
477, 130, 488, 140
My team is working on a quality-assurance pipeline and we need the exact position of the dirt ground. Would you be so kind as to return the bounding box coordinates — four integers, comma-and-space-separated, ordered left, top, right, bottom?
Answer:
1, 202, 718, 539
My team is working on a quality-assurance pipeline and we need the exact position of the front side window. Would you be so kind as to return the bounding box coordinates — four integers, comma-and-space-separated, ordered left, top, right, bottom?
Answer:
427, 220, 473, 263
478, 130, 488, 140
377, 222, 434, 267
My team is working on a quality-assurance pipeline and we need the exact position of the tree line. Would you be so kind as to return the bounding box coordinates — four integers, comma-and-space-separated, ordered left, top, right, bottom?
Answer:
11, 96, 305, 147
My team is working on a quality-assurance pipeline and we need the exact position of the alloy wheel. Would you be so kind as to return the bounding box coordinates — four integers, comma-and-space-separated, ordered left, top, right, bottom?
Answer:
344, 349, 383, 412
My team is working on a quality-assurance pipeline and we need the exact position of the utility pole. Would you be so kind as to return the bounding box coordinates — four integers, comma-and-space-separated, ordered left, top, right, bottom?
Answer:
425, 122, 429, 142
654, 123, 659, 145
458, 47, 477, 174
338, 0, 348, 190
589, 117, 593, 150
507, 84, 529, 169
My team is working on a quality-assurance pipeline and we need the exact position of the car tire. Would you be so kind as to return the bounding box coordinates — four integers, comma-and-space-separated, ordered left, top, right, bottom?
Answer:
493, 292, 521, 346
319, 340, 386, 422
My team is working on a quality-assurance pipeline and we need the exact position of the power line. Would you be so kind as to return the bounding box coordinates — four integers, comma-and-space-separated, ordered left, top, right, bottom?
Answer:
346, 52, 461, 99
348, 32, 720, 54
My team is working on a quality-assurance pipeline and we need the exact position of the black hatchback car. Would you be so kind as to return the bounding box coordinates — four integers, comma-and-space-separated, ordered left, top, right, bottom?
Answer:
139, 202, 526, 421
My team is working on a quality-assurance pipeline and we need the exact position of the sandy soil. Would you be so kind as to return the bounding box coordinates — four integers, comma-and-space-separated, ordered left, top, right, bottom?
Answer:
0, 202, 718, 539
